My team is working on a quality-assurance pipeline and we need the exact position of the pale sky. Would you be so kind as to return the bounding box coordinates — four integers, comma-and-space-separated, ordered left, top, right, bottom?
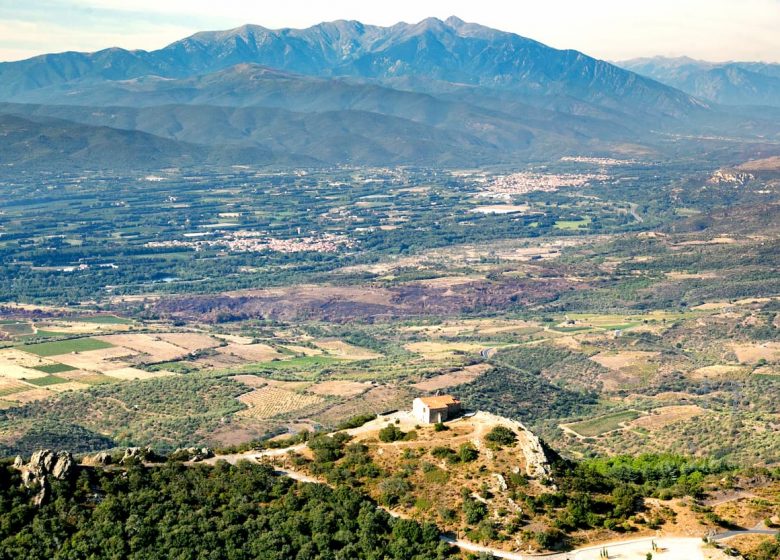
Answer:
1, 0, 779, 63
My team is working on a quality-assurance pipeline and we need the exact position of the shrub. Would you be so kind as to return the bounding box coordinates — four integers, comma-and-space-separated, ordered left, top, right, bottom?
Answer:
458, 443, 479, 463
336, 413, 376, 430
378, 424, 406, 443
378, 477, 411, 506
485, 426, 517, 448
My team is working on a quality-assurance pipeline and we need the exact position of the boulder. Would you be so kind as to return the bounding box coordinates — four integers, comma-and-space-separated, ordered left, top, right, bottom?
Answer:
172, 447, 214, 462
13, 449, 77, 506
121, 446, 157, 463
82, 451, 113, 466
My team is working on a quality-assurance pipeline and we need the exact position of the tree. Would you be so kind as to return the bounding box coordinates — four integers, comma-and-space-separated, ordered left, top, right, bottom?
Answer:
378, 424, 405, 443
484, 426, 517, 447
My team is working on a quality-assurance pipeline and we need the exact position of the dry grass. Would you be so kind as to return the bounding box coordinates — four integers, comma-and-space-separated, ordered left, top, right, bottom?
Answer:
0, 348, 58, 369
155, 332, 221, 351
32, 320, 131, 334
404, 341, 487, 360
690, 365, 749, 379
412, 363, 490, 391
315, 385, 416, 426
404, 318, 536, 337
725, 534, 778, 560
630, 405, 706, 430
665, 271, 718, 280
0, 378, 31, 397
46, 381, 91, 393
280, 344, 323, 356
57, 370, 116, 385
216, 343, 285, 362
102, 367, 176, 381
732, 341, 780, 364
591, 351, 659, 371
232, 375, 311, 391
5, 388, 54, 403
213, 334, 255, 345
237, 386, 324, 419
307, 380, 372, 397
52, 347, 137, 371
0, 363, 48, 380
313, 340, 382, 360
95, 334, 190, 362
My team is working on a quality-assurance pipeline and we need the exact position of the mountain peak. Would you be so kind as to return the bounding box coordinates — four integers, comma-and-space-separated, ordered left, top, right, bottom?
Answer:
444, 16, 466, 27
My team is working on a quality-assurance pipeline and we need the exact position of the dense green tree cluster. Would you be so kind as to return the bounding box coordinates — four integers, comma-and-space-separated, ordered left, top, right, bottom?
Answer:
0, 460, 455, 560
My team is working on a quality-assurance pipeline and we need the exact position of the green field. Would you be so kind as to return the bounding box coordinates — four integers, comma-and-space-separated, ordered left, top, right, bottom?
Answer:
32, 363, 77, 374
26, 375, 71, 387
554, 217, 591, 230
76, 315, 133, 324
233, 355, 346, 373
566, 410, 642, 437
19, 338, 113, 357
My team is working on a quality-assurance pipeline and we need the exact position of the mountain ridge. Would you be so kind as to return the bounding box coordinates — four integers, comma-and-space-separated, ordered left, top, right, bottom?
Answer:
619, 56, 780, 106
2, 17, 778, 168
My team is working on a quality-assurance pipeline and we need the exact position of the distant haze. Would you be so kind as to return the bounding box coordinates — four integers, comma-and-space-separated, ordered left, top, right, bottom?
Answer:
1, 0, 779, 63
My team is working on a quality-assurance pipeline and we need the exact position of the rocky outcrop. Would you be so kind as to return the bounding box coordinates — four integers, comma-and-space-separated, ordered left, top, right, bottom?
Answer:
472, 411, 553, 479
170, 447, 214, 462
82, 451, 113, 467
121, 446, 158, 464
13, 450, 77, 506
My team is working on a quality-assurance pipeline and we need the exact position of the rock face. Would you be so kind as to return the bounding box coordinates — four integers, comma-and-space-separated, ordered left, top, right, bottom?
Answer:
121, 447, 155, 463
472, 411, 553, 479
82, 451, 113, 467
172, 447, 214, 462
14, 449, 77, 506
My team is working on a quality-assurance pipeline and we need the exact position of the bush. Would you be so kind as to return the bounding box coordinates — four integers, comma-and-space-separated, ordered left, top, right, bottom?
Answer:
378, 477, 411, 506
378, 424, 406, 443
336, 413, 377, 430
463, 496, 488, 525
458, 443, 479, 463
485, 426, 517, 447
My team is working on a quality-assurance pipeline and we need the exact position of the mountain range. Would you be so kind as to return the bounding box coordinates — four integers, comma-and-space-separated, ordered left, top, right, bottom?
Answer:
1, 17, 778, 169
618, 56, 780, 107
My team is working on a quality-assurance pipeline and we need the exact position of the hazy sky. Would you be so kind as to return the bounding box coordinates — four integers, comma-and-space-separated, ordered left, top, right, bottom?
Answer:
1, 0, 779, 63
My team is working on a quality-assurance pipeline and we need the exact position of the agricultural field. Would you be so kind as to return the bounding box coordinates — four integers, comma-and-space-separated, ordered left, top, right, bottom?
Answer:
563, 410, 643, 437
0, 161, 778, 469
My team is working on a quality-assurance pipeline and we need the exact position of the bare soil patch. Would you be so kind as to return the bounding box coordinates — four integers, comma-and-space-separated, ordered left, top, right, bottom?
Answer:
591, 351, 660, 370
630, 405, 706, 430
5, 388, 54, 403
0, 348, 60, 372
52, 347, 138, 371
690, 365, 749, 379
313, 340, 381, 360
307, 380, 372, 398
732, 341, 780, 364
404, 341, 488, 360
102, 367, 175, 381
412, 363, 491, 391
216, 343, 285, 362
237, 386, 324, 419
95, 334, 190, 362
155, 332, 221, 351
